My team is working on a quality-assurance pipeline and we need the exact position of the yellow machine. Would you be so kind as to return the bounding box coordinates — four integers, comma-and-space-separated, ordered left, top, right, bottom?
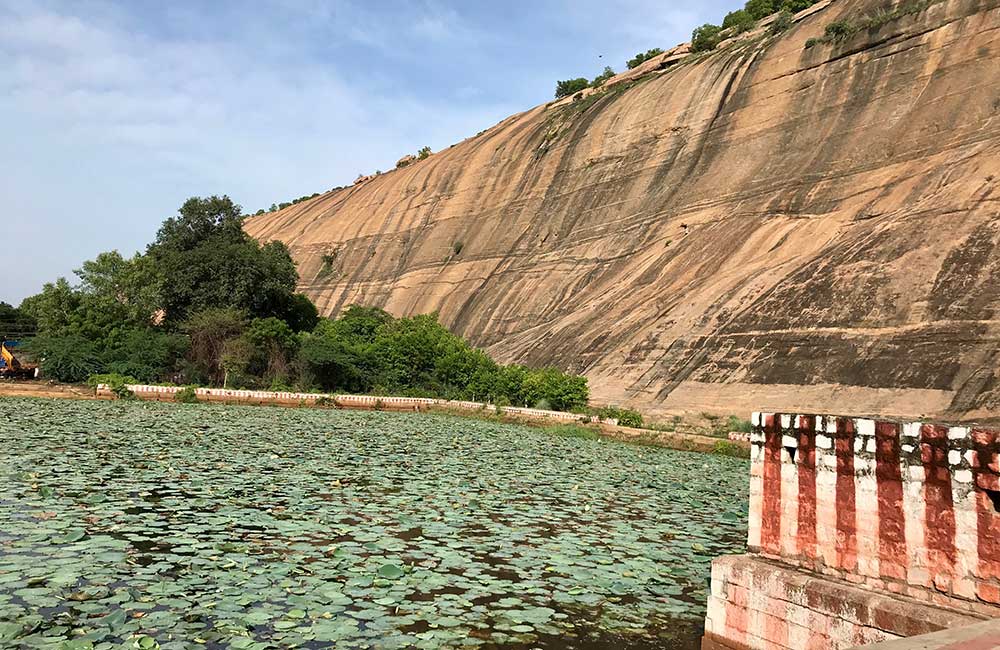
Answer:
0, 339, 35, 379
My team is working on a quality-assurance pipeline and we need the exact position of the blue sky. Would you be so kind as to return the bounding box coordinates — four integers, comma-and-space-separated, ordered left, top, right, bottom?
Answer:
1, 0, 741, 305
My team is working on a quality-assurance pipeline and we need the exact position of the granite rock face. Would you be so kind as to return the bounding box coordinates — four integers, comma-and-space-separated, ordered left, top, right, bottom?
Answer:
246, 0, 1000, 421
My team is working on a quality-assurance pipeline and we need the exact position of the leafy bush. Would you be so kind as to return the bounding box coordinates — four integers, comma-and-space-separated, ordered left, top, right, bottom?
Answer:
744, 0, 778, 20
87, 373, 138, 399
722, 9, 755, 33
598, 406, 643, 428
626, 48, 664, 69
543, 424, 600, 440
590, 66, 616, 87
781, 0, 816, 10
769, 10, 794, 34
726, 415, 753, 433
27, 335, 101, 383
175, 386, 199, 403
417, 146, 431, 160
452, 241, 464, 256
86, 373, 138, 389
824, 19, 854, 41
804, 37, 821, 48
691, 24, 723, 53
555, 78, 590, 99
713, 440, 749, 458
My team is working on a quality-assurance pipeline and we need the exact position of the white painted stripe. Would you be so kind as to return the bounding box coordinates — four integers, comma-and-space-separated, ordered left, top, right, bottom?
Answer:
815, 443, 839, 569
854, 450, 880, 578
903, 461, 929, 587
951, 439, 979, 600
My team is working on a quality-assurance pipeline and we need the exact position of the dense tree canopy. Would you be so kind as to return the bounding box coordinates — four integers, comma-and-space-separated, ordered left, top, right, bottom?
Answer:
147, 196, 299, 324
0, 302, 37, 338
17, 196, 591, 412
554, 78, 589, 99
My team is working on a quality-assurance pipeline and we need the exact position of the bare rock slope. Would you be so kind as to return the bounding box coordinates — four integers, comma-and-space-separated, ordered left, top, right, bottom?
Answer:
246, 0, 1000, 421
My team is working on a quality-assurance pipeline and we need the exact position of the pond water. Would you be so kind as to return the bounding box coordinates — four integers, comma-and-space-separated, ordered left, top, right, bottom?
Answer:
0, 398, 747, 649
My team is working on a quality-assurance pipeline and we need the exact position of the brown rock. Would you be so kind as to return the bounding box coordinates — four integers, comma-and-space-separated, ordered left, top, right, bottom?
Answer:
246, 0, 1000, 422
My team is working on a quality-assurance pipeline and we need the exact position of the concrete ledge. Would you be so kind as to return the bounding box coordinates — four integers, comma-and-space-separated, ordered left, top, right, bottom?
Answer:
705, 555, 987, 649
852, 619, 1000, 649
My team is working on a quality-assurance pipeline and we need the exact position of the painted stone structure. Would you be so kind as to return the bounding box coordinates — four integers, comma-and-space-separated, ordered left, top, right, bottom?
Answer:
704, 412, 1000, 649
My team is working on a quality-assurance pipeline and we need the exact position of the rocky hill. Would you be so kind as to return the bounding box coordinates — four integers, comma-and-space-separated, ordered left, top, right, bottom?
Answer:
246, 0, 1000, 421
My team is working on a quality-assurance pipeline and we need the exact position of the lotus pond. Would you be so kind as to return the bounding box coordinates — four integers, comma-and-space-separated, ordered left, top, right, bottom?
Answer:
0, 398, 748, 650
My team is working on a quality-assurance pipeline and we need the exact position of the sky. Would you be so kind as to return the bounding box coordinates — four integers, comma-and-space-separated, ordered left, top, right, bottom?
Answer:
1, 0, 741, 305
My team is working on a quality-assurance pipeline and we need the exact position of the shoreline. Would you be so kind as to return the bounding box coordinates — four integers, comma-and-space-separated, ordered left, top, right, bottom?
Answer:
0, 381, 749, 457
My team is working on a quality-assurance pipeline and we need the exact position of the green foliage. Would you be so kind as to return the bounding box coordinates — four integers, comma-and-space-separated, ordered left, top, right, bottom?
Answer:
726, 415, 753, 433
27, 334, 101, 383
769, 10, 794, 34
283, 294, 320, 332
626, 48, 664, 69
292, 308, 588, 411
554, 78, 589, 99
417, 146, 432, 160
590, 66, 616, 87
181, 308, 248, 386
542, 424, 600, 440
147, 195, 298, 324
598, 406, 643, 428
452, 241, 464, 256
87, 374, 138, 400
744, 0, 778, 20
175, 386, 199, 403
807, 1, 946, 50
691, 24, 723, 52
0, 302, 36, 337
713, 440, 750, 458
824, 19, 854, 41
781, 0, 815, 11
722, 9, 755, 33
86, 373, 139, 389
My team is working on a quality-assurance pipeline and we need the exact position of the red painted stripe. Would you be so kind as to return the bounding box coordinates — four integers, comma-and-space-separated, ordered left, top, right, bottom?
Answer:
761, 414, 783, 555
835, 418, 858, 572
796, 415, 817, 560
921, 424, 956, 589
973, 429, 1000, 589
875, 421, 907, 580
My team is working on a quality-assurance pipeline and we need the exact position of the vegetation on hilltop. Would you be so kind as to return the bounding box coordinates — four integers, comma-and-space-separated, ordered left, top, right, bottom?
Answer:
15, 197, 588, 410
555, 0, 820, 95
694, 0, 819, 52
626, 48, 664, 69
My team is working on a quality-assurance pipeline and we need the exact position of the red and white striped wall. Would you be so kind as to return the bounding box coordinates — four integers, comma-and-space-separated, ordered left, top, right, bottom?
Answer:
747, 412, 1000, 613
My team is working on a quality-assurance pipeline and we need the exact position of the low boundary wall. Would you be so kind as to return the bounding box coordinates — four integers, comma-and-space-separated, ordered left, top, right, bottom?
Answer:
95, 383, 619, 425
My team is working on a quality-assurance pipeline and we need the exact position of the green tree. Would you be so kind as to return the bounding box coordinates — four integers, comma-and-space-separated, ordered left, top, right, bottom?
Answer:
27, 334, 102, 383
781, 0, 814, 13
691, 24, 724, 52
417, 146, 432, 160
591, 66, 616, 87
0, 302, 36, 337
626, 48, 664, 69
555, 78, 590, 99
722, 9, 755, 33
282, 294, 320, 332
181, 308, 247, 386
101, 328, 186, 382
744, 0, 778, 20
147, 196, 298, 324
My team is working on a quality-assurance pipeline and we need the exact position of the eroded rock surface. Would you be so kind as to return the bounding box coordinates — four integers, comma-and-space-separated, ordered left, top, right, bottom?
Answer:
246, 0, 1000, 421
